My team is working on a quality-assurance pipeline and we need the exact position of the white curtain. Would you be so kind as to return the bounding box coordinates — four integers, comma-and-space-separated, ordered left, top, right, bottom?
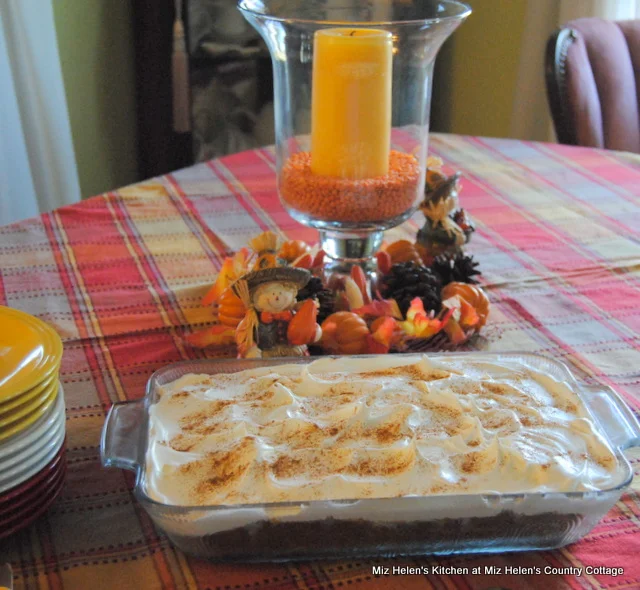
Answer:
0, 0, 80, 226
510, 0, 640, 142
559, 1, 640, 22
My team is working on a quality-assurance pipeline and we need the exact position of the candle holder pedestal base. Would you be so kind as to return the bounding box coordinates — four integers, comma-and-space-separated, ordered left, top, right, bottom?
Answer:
320, 229, 382, 286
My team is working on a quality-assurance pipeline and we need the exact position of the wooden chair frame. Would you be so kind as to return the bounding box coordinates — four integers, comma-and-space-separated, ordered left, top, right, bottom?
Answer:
544, 27, 580, 146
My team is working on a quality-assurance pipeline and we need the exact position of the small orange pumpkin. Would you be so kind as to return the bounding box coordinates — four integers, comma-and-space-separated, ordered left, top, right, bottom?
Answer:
320, 312, 370, 355
442, 282, 490, 328
214, 288, 247, 327
279, 240, 311, 263
385, 240, 423, 265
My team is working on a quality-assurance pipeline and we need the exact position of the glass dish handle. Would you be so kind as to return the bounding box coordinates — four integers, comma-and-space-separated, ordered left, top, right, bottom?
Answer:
100, 399, 145, 473
583, 385, 640, 450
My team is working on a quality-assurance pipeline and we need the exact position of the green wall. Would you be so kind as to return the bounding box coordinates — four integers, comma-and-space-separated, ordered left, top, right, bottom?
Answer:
433, 0, 527, 137
52, 0, 525, 197
53, 0, 138, 199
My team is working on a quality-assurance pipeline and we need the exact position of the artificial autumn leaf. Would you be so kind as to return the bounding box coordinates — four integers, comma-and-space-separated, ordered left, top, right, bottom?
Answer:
350, 265, 371, 304
371, 316, 405, 348
441, 295, 462, 322
366, 334, 389, 354
438, 306, 456, 328
400, 297, 443, 339
311, 250, 325, 269
292, 252, 313, 269
376, 250, 392, 275
413, 316, 442, 339
344, 277, 365, 310
202, 248, 251, 306
459, 297, 480, 328
443, 316, 467, 345
184, 325, 235, 348
405, 297, 427, 322
202, 258, 234, 306
352, 299, 402, 321
369, 316, 396, 352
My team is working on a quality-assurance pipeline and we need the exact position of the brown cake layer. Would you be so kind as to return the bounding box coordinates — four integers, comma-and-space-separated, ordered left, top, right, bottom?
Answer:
166, 511, 588, 562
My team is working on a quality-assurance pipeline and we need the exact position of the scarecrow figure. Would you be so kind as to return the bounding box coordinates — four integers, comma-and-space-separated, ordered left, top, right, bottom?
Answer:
233, 266, 322, 358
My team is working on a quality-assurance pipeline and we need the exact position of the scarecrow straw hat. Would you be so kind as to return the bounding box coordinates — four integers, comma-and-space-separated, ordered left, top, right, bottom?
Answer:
242, 267, 310, 294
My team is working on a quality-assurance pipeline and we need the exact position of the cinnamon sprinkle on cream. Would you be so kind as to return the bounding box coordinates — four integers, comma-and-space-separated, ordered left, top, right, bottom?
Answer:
146, 355, 623, 506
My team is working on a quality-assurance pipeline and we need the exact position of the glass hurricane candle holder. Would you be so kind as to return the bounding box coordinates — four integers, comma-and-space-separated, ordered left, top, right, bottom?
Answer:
239, 0, 471, 276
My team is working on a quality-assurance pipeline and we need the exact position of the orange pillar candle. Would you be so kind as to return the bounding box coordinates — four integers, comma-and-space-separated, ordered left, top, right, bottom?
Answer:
311, 28, 393, 180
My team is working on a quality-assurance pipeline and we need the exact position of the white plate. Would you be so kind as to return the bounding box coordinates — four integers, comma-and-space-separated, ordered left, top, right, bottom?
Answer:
0, 416, 65, 493
0, 384, 64, 460
0, 401, 65, 472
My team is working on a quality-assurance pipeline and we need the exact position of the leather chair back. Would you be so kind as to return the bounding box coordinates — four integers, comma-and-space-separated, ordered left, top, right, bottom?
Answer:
545, 18, 640, 153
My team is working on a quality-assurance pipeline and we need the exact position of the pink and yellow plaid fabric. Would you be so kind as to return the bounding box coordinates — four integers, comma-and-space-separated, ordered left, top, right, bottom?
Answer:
0, 134, 639, 590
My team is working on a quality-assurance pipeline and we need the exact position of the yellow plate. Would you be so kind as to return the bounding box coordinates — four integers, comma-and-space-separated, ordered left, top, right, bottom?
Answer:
0, 376, 58, 427
0, 306, 63, 403
0, 382, 59, 442
0, 370, 58, 415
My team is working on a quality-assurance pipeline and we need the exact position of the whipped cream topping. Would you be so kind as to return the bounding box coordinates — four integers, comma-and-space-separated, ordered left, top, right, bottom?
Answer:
145, 355, 622, 506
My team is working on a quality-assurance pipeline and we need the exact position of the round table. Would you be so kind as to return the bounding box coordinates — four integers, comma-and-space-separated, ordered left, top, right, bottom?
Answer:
1, 134, 639, 590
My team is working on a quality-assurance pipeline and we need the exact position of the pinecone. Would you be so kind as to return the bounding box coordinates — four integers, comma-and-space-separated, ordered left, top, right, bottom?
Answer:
380, 262, 442, 317
297, 276, 335, 324
432, 252, 481, 285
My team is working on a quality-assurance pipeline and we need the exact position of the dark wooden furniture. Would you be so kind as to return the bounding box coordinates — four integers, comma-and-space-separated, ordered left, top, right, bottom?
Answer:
132, 0, 193, 180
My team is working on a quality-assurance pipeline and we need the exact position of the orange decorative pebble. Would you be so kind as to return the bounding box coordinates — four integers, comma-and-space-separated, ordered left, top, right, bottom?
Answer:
281, 150, 420, 223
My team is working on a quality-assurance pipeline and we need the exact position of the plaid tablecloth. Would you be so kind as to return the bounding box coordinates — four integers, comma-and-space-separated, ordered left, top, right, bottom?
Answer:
1, 134, 639, 590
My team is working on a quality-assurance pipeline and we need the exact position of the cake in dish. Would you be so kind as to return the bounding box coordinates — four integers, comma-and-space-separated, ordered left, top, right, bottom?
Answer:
100, 353, 640, 559
146, 354, 623, 507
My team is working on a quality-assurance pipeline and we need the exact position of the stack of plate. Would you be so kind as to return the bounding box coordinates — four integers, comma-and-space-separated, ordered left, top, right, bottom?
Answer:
0, 306, 66, 539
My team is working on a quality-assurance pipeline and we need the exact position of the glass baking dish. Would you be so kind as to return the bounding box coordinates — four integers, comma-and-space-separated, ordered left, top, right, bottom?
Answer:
100, 353, 640, 561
